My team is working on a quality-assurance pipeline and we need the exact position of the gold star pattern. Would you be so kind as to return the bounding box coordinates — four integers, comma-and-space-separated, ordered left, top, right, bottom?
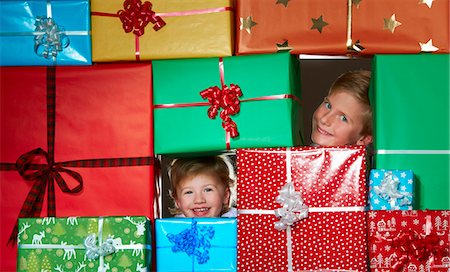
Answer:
352, 0, 363, 8
276, 0, 290, 7
419, 0, 434, 8
383, 14, 402, 33
311, 15, 329, 33
419, 39, 439, 52
240, 16, 257, 34
276, 40, 293, 52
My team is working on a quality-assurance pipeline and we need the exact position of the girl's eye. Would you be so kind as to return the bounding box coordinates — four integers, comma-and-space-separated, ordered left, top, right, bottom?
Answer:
183, 190, 193, 195
340, 115, 348, 122
324, 101, 331, 109
204, 187, 214, 193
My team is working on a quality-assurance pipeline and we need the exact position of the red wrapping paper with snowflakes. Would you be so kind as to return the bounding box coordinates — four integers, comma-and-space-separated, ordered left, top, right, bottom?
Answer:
367, 210, 450, 271
237, 146, 369, 271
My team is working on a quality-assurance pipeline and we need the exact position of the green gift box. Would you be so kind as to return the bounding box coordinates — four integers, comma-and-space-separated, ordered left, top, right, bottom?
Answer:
153, 52, 304, 154
17, 216, 151, 272
371, 54, 450, 209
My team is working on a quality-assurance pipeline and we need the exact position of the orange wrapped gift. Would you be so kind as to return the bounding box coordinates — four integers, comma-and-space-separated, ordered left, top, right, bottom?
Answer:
91, 0, 234, 62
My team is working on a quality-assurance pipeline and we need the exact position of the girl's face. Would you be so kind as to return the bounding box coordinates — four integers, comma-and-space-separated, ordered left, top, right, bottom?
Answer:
311, 90, 372, 146
175, 172, 230, 218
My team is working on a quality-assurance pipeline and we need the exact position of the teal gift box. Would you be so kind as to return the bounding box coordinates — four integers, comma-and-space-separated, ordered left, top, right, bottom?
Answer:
153, 52, 304, 154
155, 217, 237, 271
17, 216, 151, 271
369, 169, 414, 210
0, 0, 91, 66
371, 54, 450, 209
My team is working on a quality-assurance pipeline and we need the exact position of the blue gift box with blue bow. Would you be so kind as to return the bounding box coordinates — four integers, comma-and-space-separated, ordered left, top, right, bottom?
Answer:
369, 169, 414, 210
0, 0, 91, 66
155, 218, 237, 271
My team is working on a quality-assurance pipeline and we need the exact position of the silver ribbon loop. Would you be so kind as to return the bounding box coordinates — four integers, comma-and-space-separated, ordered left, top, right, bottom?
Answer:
373, 171, 412, 209
84, 234, 116, 260
34, 16, 70, 60
274, 183, 309, 231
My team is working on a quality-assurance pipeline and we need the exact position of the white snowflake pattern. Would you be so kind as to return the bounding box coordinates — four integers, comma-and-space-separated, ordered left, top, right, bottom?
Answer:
374, 172, 380, 179
407, 179, 413, 184
368, 211, 377, 219
369, 179, 373, 185
374, 198, 380, 205
384, 245, 391, 251
400, 172, 406, 178
400, 185, 406, 191
401, 221, 407, 227
442, 211, 449, 217
381, 205, 387, 210
413, 219, 419, 225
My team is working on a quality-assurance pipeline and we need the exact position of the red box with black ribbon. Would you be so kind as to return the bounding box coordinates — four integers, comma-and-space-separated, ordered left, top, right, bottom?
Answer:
367, 210, 450, 271
0, 64, 154, 271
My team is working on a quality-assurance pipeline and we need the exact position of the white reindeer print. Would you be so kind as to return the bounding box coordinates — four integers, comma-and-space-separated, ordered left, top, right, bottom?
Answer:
124, 216, 146, 236
32, 231, 45, 244
129, 240, 143, 257
42, 217, 55, 225
66, 217, 78, 226
109, 236, 123, 252
54, 264, 64, 272
61, 241, 76, 260
136, 263, 147, 272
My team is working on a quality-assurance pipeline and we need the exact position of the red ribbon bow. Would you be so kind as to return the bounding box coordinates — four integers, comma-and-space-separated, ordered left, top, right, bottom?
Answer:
378, 230, 449, 271
118, 0, 166, 36
200, 84, 242, 138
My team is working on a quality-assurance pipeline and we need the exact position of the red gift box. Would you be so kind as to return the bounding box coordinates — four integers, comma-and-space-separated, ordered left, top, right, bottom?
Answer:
237, 146, 369, 271
0, 64, 154, 271
367, 210, 450, 271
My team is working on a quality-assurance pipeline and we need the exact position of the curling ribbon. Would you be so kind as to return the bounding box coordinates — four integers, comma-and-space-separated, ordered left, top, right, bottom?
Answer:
118, 0, 166, 37
373, 171, 412, 209
34, 17, 70, 60
274, 182, 308, 231
375, 215, 449, 271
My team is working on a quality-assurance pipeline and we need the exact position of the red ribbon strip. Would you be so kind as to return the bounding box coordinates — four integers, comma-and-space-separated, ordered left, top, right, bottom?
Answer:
1, 66, 154, 245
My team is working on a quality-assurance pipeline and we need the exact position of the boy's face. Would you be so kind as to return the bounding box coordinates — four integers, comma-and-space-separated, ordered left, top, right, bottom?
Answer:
311, 90, 372, 146
175, 172, 230, 218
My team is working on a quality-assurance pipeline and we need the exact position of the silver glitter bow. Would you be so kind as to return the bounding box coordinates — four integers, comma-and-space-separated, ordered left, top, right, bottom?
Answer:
274, 183, 308, 231
34, 16, 70, 60
84, 234, 116, 260
374, 171, 412, 209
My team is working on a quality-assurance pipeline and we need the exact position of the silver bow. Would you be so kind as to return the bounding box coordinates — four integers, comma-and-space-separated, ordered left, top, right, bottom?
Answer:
34, 16, 70, 60
373, 171, 412, 209
84, 234, 116, 260
274, 183, 308, 231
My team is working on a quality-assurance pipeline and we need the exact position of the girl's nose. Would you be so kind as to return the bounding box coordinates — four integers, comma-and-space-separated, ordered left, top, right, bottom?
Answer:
194, 193, 206, 204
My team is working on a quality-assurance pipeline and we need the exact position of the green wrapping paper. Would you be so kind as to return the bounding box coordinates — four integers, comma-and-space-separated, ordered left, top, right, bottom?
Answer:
153, 52, 304, 154
17, 216, 151, 272
371, 54, 450, 209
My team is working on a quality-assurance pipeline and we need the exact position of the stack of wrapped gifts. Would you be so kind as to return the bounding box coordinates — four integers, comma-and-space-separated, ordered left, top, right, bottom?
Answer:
1, 0, 449, 271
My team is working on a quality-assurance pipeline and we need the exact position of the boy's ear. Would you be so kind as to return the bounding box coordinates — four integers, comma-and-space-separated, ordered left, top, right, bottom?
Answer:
357, 134, 373, 146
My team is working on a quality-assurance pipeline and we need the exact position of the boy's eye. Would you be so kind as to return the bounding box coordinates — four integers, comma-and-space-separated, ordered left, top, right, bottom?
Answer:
204, 187, 214, 193
340, 115, 348, 122
183, 190, 193, 195
324, 101, 331, 109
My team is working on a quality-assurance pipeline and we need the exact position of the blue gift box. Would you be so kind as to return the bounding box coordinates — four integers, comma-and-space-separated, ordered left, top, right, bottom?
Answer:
156, 218, 237, 271
0, 0, 91, 66
369, 169, 414, 210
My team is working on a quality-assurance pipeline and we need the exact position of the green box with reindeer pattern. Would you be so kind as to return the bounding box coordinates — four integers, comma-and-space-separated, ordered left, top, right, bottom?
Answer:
17, 216, 151, 272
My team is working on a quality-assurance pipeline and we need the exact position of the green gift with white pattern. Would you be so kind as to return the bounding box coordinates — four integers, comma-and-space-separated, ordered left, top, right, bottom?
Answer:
17, 216, 151, 272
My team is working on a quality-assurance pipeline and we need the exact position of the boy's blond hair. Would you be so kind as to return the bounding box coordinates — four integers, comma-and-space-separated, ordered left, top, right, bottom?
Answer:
329, 70, 372, 137
168, 155, 235, 216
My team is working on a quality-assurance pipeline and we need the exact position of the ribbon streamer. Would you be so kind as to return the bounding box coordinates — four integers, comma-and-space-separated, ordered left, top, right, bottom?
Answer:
373, 171, 412, 209
84, 234, 116, 260
274, 183, 308, 231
